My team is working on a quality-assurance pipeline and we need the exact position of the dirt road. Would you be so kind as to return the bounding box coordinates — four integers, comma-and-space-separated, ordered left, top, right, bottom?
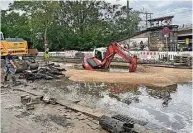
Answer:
65, 65, 192, 85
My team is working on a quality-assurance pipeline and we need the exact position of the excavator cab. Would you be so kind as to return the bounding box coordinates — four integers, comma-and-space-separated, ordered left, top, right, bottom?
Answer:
94, 48, 106, 61
94, 50, 103, 61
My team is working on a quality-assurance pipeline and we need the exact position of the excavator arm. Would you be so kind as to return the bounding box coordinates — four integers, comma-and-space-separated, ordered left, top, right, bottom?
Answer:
82, 42, 137, 72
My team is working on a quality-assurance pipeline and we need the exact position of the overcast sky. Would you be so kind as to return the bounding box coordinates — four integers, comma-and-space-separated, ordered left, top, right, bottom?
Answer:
0, 0, 192, 25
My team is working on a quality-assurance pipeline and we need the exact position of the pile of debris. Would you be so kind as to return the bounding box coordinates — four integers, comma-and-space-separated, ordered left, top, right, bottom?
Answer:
21, 94, 57, 110
19, 63, 66, 81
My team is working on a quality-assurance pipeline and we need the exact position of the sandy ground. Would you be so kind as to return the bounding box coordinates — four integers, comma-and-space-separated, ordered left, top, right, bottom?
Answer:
65, 65, 192, 85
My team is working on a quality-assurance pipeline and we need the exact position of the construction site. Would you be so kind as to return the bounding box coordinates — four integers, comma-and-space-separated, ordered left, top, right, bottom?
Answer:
0, 0, 192, 133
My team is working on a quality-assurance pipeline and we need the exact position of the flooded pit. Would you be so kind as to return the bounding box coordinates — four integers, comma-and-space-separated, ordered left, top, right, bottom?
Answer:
24, 62, 192, 132
45, 79, 192, 133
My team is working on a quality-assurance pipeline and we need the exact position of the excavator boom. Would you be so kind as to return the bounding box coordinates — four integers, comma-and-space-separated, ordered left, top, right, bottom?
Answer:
82, 42, 137, 72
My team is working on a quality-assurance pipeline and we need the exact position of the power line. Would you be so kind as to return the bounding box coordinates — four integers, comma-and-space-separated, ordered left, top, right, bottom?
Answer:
130, 0, 154, 29
132, 0, 152, 12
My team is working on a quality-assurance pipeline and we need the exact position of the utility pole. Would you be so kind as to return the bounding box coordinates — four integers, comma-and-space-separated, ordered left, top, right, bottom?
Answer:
127, 0, 132, 20
127, 0, 129, 19
145, 12, 153, 29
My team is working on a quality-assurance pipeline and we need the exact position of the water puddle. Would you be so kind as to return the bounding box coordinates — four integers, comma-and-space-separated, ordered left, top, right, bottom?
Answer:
109, 67, 129, 73
56, 81, 192, 133
43, 78, 192, 133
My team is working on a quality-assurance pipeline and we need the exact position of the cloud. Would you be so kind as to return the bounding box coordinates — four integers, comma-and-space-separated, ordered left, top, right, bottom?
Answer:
1, 0, 192, 25
129, 0, 192, 25
0, 0, 13, 10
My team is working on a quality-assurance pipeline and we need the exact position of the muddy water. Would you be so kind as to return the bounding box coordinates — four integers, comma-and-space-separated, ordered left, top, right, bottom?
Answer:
50, 80, 192, 133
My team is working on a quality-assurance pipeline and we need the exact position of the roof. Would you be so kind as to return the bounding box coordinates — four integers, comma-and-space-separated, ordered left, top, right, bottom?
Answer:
147, 25, 178, 30
5, 38, 25, 42
118, 25, 179, 42
148, 16, 174, 22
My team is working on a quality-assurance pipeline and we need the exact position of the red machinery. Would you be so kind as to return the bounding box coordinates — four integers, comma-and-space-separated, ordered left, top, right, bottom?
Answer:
82, 42, 137, 72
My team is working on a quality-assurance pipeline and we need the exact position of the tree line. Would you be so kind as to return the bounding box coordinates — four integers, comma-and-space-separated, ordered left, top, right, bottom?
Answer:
1, 1, 141, 51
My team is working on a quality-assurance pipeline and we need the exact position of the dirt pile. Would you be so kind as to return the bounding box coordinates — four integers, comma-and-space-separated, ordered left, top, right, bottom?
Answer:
65, 65, 192, 85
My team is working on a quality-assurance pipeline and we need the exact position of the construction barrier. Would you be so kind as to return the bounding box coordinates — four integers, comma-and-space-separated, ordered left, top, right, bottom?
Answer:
37, 51, 192, 61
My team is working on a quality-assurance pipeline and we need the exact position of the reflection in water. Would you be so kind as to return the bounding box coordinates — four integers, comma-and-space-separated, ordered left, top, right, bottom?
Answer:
146, 84, 177, 98
145, 84, 177, 107
74, 82, 108, 98
109, 84, 138, 94
108, 84, 140, 105
107, 83, 178, 107
69, 82, 178, 107
49, 80, 191, 133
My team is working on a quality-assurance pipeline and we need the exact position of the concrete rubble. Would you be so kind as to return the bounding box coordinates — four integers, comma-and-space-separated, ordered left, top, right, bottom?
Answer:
19, 63, 66, 81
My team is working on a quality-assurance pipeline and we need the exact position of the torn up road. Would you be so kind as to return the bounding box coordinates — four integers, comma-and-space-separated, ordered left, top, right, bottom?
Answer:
1, 83, 107, 133
1, 80, 178, 133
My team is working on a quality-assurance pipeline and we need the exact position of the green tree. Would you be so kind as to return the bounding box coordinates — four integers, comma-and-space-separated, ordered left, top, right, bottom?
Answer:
2, 0, 141, 51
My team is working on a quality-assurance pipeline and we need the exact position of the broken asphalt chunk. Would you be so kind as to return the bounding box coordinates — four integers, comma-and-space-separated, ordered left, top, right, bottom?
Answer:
25, 102, 35, 110
21, 95, 31, 105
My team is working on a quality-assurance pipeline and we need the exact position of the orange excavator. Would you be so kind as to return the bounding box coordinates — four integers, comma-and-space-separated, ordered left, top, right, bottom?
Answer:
82, 42, 137, 72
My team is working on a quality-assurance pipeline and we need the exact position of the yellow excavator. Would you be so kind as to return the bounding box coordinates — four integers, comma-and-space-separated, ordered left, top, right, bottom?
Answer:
0, 32, 39, 72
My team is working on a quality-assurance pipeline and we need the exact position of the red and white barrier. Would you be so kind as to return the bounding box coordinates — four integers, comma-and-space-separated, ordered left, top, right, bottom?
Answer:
37, 50, 192, 61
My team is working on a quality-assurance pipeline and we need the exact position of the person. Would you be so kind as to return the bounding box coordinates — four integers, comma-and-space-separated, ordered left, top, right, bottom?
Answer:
140, 41, 144, 50
44, 48, 49, 64
4, 50, 17, 84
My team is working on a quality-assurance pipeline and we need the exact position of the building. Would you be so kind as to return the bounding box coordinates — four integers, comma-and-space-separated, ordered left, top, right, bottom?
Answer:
120, 16, 180, 51
147, 16, 178, 51
177, 24, 192, 51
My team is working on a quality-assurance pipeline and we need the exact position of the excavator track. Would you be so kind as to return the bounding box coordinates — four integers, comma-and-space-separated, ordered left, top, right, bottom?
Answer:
99, 115, 138, 133
112, 114, 148, 126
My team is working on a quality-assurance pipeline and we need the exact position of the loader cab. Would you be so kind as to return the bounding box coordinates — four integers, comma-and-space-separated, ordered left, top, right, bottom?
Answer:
93, 47, 106, 61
